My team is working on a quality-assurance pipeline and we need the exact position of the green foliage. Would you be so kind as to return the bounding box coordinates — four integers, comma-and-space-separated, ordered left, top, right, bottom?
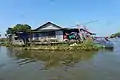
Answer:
82, 39, 94, 46
0, 38, 8, 42
6, 24, 31, 34
6, 28, 13, 34
27, 40, 99, 51
111, 32, 120, 37
12, 24, 31, 32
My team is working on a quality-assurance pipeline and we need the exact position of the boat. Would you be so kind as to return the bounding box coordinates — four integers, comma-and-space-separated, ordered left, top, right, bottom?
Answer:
94, 37, 114, 49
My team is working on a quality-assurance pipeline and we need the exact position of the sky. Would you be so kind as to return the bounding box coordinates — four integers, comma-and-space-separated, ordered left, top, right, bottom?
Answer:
0, 0, 120, 37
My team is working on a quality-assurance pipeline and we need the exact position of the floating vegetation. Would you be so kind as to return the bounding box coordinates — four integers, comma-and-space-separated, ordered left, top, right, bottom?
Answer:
25, 39, 100, 51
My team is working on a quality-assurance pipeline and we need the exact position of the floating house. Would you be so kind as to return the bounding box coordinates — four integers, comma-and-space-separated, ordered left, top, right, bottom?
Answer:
31, 22, 95, 42
7, 22, 95, 45
32, 22, 64, 42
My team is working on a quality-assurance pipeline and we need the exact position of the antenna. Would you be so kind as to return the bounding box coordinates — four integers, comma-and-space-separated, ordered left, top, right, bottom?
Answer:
83, 20, 98, 25
77, 20, 98, 31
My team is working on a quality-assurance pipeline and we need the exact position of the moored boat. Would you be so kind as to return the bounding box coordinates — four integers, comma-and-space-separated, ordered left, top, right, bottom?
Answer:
94, 37, 114, 49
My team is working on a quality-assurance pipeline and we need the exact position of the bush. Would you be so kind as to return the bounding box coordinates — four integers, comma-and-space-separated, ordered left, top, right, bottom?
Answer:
82, 39, 94, 46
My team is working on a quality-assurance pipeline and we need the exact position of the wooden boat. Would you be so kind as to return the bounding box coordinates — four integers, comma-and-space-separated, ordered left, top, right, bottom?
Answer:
94, 37, 114, 49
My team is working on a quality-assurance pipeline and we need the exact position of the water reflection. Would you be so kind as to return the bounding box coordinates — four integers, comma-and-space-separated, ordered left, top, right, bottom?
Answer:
0, 39, 120, 80
12, 50, 97, 69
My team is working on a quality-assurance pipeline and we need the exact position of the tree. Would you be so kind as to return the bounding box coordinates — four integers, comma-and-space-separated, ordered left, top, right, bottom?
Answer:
6, 24, 31, 34
12, 24, 31, 33
111, 32, 120, 38
6, 24, 32, 45
6, 28, 13, 34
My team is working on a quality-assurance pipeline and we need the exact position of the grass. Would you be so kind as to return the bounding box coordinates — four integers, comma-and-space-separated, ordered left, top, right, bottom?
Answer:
25, 39, 100, 51
1, 39, 101, 51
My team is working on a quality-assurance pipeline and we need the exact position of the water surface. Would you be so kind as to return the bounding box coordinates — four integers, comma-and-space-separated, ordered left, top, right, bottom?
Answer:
0, 39, 120, 80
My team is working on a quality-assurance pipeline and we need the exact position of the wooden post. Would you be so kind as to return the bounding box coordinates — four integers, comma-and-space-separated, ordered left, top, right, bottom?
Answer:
30, 29, 32, 47
77, 24, 83, 42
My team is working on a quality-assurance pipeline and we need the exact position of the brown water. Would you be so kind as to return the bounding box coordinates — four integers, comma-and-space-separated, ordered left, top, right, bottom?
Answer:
0, 39, 120, 80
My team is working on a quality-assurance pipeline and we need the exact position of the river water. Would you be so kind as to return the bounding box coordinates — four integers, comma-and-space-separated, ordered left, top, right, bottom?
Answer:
0, 39, 120, 80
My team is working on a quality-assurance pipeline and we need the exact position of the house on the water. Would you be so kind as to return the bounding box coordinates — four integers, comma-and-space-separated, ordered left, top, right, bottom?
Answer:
32, 22, 64, 42
31, 22, 95, 42
8, 22, 95, 45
